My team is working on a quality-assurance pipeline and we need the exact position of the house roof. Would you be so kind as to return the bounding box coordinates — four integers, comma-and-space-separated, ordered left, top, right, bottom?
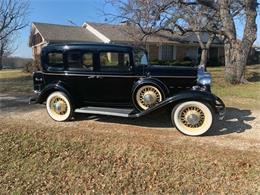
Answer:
87, 22, 222, 45
32, 22, 102, 43
30, 22, 223, 47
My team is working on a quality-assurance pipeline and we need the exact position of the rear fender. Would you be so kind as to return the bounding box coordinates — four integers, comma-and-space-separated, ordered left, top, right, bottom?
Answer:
37, 81, 74, 105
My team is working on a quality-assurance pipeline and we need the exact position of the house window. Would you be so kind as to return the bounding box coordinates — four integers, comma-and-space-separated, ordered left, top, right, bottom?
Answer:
100, 52, 130, 71
161, 45, 175, 61
67, 51, 93, 71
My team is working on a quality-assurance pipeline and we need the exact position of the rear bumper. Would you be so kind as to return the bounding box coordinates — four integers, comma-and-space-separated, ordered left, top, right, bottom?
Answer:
214, 95, 226, 120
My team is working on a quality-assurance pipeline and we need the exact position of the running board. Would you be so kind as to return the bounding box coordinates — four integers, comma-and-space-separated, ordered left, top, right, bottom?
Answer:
75, 106, 136, 117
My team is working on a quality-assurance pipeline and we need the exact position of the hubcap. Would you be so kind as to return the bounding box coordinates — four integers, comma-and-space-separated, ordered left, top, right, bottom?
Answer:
136, 85, 162, 110
50, 97, 67, 115
180, 106, 205, 128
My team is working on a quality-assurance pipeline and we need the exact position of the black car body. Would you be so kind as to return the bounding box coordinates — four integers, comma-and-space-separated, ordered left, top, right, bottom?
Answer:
30, 43, 225, 136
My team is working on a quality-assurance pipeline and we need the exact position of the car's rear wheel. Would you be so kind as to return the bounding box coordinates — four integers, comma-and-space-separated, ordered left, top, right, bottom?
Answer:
171, 101, 214, 136
134, 84, 164, 110
46, 91, 73, 122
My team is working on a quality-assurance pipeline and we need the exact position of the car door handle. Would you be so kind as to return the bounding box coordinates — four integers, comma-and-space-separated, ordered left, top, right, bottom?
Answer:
88, 75, 96, 79
96, 75, 103, 79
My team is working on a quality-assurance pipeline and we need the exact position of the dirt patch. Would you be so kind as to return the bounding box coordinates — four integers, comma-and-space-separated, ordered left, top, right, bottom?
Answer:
1, 93, 259, 152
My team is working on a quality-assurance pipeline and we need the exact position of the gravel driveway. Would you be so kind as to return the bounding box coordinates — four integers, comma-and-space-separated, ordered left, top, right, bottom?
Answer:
1, 93, 259, 152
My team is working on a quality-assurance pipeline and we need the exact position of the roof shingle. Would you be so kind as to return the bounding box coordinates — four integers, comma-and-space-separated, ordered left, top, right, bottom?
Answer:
33, 22, 102, 43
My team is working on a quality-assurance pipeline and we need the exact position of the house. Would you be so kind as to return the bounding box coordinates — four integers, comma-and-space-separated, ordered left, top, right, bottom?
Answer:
29, 22, 225, 64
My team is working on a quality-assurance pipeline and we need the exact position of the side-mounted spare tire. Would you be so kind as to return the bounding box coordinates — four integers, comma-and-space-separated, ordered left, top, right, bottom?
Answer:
46, 91, 73, 122
132, 84, 165, 111
171, 101, 214, 136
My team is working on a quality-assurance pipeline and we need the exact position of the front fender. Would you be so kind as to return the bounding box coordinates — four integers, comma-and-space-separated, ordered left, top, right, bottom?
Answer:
132, 77, 170, 96
135, 90, 225, 119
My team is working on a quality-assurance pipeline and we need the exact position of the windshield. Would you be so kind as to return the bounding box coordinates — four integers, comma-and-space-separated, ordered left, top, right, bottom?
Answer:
134, 49, 149, 66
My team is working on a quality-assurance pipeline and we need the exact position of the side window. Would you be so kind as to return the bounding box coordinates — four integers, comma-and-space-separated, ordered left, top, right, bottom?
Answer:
82, 53, 93, 69
67, 51, 93, 71
47, 52, 64, 68
100, 52, 130, 71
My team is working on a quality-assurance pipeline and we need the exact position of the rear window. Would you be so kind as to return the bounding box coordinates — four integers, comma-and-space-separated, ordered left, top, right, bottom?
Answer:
48, 52, 63, 66
46, 52, 64, 71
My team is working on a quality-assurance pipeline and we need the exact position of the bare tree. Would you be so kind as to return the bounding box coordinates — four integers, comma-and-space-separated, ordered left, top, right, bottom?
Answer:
105, 0, 219, 65
0, 36, 17, 70
105, 0, 258, 83
192, 0, 258, 83
0, 0, 29, 70
0, 0, 29, 41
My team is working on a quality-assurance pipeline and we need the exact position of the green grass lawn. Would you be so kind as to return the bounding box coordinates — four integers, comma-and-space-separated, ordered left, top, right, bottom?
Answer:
0, 69, 32, 94
209, 65, 260, 100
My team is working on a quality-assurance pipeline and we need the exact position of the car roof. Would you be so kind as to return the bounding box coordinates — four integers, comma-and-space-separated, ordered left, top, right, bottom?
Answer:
42, 42, 136, 52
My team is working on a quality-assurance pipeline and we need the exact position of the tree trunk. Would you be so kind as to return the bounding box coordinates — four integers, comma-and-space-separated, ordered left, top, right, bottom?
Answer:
199, 49, 208, 65
195, 32, 214, 66
224, 40, 252, 83
223, 0, 257, 84
0, 56, 2, 70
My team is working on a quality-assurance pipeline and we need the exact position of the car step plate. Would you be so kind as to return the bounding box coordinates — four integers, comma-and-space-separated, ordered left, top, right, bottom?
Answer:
75, 106, 135, 117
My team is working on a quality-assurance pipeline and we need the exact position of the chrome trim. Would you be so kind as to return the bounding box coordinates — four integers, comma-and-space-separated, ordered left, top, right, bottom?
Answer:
42, 72, 196, 78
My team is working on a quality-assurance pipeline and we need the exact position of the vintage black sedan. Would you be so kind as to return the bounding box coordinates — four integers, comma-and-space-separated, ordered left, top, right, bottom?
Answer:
30, 43, 225, 136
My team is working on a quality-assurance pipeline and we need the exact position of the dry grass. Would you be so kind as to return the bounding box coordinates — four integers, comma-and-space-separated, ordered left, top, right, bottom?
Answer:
0, 120, 259, 194
0, 67, 260, 193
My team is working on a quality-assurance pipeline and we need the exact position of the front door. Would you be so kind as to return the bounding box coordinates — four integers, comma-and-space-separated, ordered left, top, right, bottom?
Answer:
94, 51, 137, 106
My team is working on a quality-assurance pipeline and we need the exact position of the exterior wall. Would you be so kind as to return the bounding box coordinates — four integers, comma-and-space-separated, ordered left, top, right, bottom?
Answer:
148, 44, 159, 61
176, 45, 199, 61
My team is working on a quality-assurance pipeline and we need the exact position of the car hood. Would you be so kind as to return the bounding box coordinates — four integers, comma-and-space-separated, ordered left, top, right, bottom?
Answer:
146, 65, 198, 78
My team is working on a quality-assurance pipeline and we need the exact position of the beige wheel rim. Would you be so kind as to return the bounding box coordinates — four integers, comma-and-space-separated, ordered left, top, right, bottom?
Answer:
49, 96, 68, 116
174, 101, 213, 136
179, 106, 205, 129
46, 92, 71, 121
136, 85, 162, 110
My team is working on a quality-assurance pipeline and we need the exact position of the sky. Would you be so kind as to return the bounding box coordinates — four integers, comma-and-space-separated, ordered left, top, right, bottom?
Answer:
13, 0, 260, 58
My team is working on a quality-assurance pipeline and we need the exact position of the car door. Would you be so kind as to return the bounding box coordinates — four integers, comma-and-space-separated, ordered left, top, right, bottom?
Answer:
65, 49, 100, 104
94, 50, 137, 105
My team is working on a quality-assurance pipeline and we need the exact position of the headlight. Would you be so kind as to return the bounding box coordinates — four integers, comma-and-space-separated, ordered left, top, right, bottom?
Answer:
197, 65, 212, 86
197, 73, 212, 85
198, 76, 212, 85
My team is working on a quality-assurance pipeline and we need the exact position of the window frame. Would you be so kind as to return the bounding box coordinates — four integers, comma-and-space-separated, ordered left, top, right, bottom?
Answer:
98, 50, 132, 73
46, 51, 65, 71
65, 50, 95, 72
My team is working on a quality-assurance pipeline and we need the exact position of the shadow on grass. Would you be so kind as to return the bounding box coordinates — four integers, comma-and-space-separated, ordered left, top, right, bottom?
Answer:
0, 93, 40, 113
75, 107, 255, 136
247, 72, 260, 82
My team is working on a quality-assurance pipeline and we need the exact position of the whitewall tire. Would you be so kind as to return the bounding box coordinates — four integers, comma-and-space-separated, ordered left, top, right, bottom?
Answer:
171, 101, 214, 136
46, 91, 73, 122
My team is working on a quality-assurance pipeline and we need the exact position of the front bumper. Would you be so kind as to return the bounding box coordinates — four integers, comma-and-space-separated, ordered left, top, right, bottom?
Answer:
214, 95, 226, 120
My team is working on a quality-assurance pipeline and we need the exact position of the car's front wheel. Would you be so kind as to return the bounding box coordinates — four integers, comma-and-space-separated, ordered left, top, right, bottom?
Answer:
133, 84, 164, 111
46, 91, 73, 122
171, 101, 214, 136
